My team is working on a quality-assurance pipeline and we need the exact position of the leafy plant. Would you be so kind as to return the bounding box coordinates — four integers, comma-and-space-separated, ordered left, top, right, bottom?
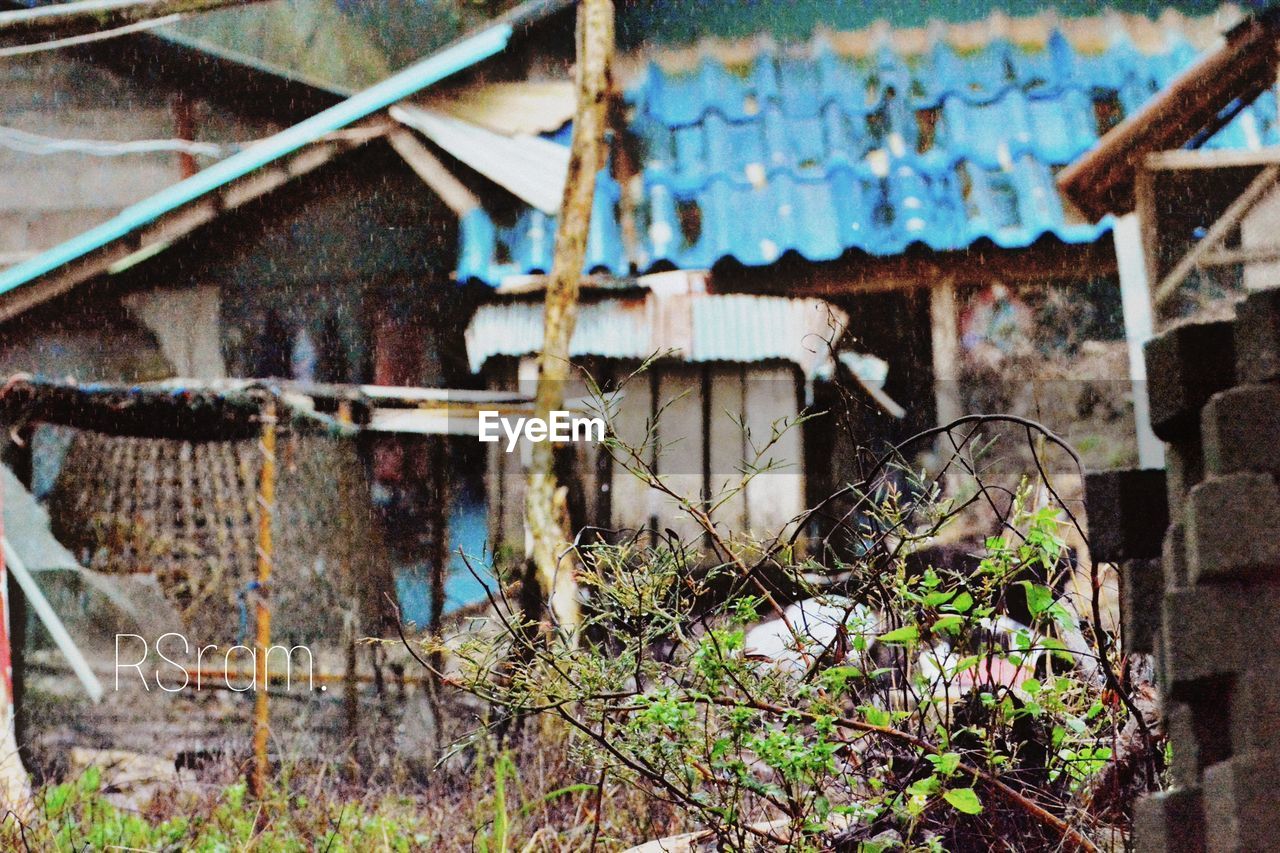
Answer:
438, 396, 1156, 850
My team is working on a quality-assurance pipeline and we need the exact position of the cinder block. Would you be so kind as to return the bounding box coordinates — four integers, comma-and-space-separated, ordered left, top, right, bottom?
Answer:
1229, 669, 1280, 755
1145, 320, 1236, 441
1234, 287, 1280, 383
1202, 384, 1280, 477
1084, 468, 1169, 562
1164, 523, 1188, 590
1186, 472, 1280, 583
1134, 787, 1206, 853
1203, 750, 1280, 852
1121, 558, 1162, 653
1167, 438, 1205, 521
1166, 702, 1203, 788
1159, 586, 1280, 692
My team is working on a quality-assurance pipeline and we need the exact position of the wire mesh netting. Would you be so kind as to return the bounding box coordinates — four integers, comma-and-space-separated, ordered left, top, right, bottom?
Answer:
45, 428, 395, 648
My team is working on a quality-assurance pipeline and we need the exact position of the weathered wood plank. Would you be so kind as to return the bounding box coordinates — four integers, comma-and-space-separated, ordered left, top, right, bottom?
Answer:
742, 365, 803, 539
707, 365, 747, 534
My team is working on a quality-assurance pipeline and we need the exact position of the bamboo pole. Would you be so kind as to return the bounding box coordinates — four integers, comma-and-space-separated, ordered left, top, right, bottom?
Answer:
250, 395, 277, 799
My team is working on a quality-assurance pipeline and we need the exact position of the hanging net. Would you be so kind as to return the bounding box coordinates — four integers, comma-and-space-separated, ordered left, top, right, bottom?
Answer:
44, 428, 393, 647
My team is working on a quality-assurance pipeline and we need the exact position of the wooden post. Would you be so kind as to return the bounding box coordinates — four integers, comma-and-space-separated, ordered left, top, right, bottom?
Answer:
525, 0, 614, 639
428, 435, 448, 658
250, 395, 277, 799
335, 400, 360, 750
929, 277, 963, 428
1112, 214, 1165, 469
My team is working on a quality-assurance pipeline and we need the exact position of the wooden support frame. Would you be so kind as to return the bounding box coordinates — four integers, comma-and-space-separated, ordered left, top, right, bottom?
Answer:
1056, 8, 1280, 219
1152, 164, 1280, 307
386, 128, 481, 216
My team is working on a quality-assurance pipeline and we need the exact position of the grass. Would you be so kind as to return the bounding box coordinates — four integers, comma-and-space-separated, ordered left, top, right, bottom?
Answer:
3, 714, 678, 852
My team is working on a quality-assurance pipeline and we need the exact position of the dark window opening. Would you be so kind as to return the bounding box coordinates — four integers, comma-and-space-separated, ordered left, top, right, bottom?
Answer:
315, 314, 349, 383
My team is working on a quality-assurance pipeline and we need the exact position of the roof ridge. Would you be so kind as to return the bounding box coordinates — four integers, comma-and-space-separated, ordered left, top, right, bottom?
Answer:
619, 3, 1244, 80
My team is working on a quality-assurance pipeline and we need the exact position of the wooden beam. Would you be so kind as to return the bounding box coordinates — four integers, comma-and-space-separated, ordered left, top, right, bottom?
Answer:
1200, 245, 1280, 268
1056, 9, 1280, 219
714, 240, 1118, 298
1146, 147, 1280, 173
386, 127, 480, 216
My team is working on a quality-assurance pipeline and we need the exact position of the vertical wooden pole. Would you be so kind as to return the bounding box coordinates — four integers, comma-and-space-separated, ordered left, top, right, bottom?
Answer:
250, 395, 277, 799
428, 435, 448, 654
335, 400, 360, 750
526, 0, 614, 640
929, 277, 963, 428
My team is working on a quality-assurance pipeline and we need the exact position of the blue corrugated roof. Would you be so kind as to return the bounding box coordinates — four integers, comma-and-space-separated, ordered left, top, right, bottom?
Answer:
458, 11, 1280, 284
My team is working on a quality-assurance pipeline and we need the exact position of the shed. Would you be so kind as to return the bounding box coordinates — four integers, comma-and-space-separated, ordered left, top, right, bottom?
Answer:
466, 273, 855, 546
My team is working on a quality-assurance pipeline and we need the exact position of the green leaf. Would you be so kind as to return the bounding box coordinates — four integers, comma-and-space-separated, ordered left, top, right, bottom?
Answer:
861, 705, 891, 727
931, 752, 961, 776
944, 787, 983, 815
1019, 581, 1055, 616
923, 589, 955, 607
907, 776, 941, 797
877, 625, 919, 645
932, 615, 963, 634
947, 591, 974, 613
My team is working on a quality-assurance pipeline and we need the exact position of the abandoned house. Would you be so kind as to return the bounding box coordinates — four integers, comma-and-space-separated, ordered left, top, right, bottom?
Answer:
0, 1, 1276, 620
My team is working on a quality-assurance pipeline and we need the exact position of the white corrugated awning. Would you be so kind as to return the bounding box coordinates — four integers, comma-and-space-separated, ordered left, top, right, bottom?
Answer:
391, 104, 570, 214
464, 292, 850, 379
419, 81, 575, 136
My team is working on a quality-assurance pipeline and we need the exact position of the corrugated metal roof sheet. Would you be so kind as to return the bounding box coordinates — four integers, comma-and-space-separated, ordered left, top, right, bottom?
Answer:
465, 296, 653, 372
465, 292, 848, 378
420, 81, 576, 136
457, 5, 1280, 284
392, 104, 571, 214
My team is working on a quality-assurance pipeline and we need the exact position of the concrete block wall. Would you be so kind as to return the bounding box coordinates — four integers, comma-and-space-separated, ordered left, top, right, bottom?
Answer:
1093, 287, 1280, 852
